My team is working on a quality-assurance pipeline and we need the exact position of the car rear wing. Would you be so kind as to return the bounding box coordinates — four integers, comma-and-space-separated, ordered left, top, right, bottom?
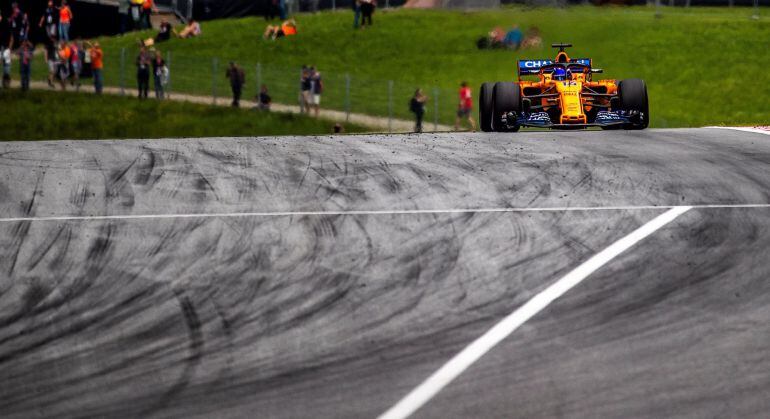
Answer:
518, 58, 593, 76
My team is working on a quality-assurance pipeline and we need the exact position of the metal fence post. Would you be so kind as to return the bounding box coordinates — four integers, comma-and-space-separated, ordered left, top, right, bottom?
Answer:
256, 62, 262, 93
120, 47, 126, 95
166, 50, 172, 98
345, 74, 351, 122
212, 57, 218, 105
752, 0, 759, 19
433, 87, 439, 131
299, 67, 304, 113
388, 81, 393, 133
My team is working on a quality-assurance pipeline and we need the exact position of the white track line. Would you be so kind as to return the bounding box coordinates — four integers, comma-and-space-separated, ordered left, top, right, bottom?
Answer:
705, 126, 770, 136
0, 203, 767, 223
377, 206, 692, 419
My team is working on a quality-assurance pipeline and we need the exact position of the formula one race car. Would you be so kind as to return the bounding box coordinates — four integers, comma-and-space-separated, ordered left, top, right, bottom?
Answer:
479, 43, 649, 132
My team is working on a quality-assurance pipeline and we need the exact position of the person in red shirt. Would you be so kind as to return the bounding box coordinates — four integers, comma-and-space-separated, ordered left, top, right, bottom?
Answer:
455, 81, 477, 131
58, 0, 73, 42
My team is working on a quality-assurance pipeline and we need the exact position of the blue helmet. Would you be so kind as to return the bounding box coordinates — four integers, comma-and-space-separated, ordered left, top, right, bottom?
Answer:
552, 67, 567, 81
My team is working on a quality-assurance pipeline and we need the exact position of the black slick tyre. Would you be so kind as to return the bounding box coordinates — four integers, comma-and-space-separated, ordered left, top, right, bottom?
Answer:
479, 82, 494, 132
492, 82, 521, 132
618, 78, 649, 130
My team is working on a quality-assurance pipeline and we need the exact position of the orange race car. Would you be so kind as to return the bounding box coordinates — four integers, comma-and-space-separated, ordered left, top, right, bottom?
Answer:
479, 43, 649, 132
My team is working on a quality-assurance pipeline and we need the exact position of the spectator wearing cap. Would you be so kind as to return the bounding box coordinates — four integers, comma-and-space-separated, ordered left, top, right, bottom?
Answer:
225, 62, 246, 107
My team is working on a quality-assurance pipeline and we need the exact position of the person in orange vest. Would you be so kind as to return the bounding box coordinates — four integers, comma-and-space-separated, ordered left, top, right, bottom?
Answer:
56, 41, 71, 90
141, 0, 155, 30
85, 41, 104, 94
58, 0, 73, 42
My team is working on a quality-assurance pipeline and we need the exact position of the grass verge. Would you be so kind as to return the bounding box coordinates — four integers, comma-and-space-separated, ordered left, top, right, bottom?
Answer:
0, 89, 369, 141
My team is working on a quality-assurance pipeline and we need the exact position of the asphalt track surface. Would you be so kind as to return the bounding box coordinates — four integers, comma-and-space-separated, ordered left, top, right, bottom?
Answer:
1, 128, 769, 418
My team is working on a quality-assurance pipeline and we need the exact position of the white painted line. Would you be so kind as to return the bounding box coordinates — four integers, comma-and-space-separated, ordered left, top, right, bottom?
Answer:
705, 126, 770, 136
377, 206, 692, 419
0, 203, 766, 223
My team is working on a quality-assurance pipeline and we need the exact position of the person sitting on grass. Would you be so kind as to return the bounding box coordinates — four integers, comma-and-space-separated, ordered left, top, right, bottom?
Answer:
257, 84, 272, 111
177, 19, 201, 39
263, 18, 297, 40
520, 26, 542, 50
503, 25, 523, 50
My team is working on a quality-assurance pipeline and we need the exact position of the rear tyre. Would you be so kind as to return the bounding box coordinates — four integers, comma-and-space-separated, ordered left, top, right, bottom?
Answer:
618, 78, 649, 130
492, 82, 521, 132
479, 82, 494, 132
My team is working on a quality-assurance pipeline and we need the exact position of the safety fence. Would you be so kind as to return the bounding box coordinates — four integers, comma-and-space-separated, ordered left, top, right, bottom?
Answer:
14, 48, 472, 131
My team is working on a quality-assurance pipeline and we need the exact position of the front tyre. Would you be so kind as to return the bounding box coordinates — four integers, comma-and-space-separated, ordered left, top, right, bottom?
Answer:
618, 79, 649, 130
492, 82, 521, 132
479, 82, 494, 132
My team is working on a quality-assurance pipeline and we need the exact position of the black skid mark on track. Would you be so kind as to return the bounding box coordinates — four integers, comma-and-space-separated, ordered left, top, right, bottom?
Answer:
105, 158, 137, 208
141, 291, 204, 415
6, 170, 45, 276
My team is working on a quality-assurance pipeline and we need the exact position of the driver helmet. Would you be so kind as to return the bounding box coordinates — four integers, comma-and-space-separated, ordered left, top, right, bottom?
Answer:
552, 67, 567, 81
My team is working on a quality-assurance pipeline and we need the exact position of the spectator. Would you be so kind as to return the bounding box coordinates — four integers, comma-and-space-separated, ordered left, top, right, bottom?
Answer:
265, 0, 279, 20
39, 1, 58, 42
309, 66, 323, 117
45, 39, 57, 87
225, 61, 245, 107
155, 18, 173, 43
118, 0, 130, 34
130, 0, 143, 30
178, 20, 201, 39
454, 81, 476, 131
263, 19, 297, 40
152, 50, 166, 99
0, 10, 7, 49
69, 41, 82, 91
299, 66, 311, 113
257, 84, 271, 111
141, 0, 154, 30
56, 41, 71, 90
353, 0, 361, 29
521, 26, 542, 50
18, 40, 33, 91
504, 25, 523, 50
86, 41, 104, 94
410, 88, 428, 133
9, 3, 30, 50
279, 0, 287, 20
59, 0, 73, 43
1, 46, 10, 89
360, 0, 375, 28
136, 46, 151, 98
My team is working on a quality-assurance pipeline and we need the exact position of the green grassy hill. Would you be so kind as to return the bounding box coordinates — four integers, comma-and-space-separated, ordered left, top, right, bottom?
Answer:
0, 90, 368, 141
79, 6, 770, 127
